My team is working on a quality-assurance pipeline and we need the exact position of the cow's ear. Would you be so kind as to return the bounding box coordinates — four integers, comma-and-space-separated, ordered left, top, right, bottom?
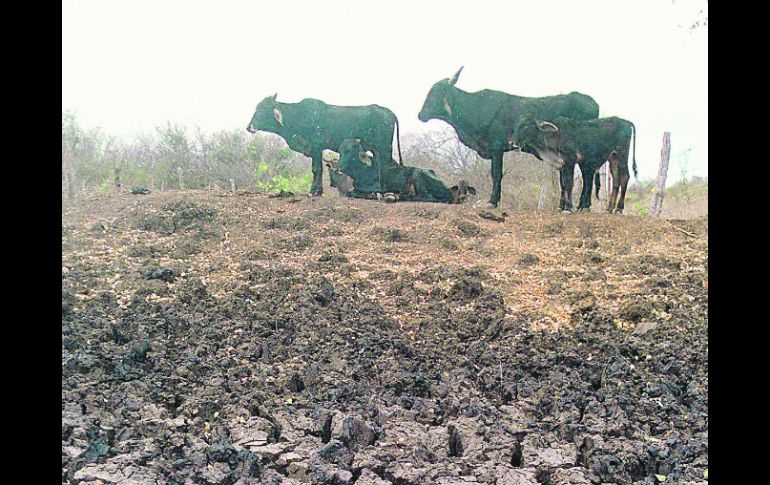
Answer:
536, 121, 559, 132
443, 95, 453, 116
449, 66, 464, 85
467, 186, 477, 195
273, 108, 284, 126
450, 185, 459, 192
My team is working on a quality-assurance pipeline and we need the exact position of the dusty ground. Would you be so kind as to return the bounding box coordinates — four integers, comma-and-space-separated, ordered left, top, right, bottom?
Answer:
62, 189, 708, 485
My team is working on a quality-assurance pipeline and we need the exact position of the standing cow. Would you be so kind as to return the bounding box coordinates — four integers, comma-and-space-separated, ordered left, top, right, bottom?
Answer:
515, 115, 637, 213
246, 94, 403, 195
417, 67, 599, 207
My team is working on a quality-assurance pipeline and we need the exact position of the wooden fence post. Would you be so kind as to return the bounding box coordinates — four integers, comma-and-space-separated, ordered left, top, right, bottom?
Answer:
651, 132, 671, 217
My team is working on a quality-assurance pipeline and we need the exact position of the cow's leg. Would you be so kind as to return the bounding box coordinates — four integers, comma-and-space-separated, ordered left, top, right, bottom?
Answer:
561, 163, 576, 212
488, 152, 504, 207
310, 153, 324, 196
608, 160, 621, 212
616, 164, 631, 214
559, 167, 570, 212
579, 166, 596, 211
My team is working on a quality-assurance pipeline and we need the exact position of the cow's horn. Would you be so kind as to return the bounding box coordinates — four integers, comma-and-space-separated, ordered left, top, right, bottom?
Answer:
272, 93, 278, 101
449, 66, 464, 85
536, 121, 559, 132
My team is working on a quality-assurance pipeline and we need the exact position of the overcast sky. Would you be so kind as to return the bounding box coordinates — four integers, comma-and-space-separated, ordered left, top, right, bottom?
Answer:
62, 0, 707, 182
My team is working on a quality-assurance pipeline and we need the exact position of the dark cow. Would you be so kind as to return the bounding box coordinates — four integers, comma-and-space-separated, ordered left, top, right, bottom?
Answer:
246, 94, 403, 195
418, 67, 599, 207
516, 115, 637, 213
330, 138, 456, 203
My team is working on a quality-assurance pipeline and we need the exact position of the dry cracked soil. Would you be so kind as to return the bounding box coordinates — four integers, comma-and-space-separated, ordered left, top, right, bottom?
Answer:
62, 189, 708, 485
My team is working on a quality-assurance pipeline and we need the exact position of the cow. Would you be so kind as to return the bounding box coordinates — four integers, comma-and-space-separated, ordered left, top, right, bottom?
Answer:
417, 67, 599, 207
331, 138, 457, 203
515, 115, 637, 213
246, 94, 403, 195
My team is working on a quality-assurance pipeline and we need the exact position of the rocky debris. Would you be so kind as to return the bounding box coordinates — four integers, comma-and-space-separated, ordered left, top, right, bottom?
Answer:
140, 267, 176, 282
449, 276, 484, 302
336, 415, 377, 449
521, 436, 577, 468
478, 210, 507, 222
455, 219, 482, 237
620, 298, 658, 323
229, 417, 277, 449
356, 468, 393, 484
73, 462, 164, 484
570, 291, 597, 312
633, 321, 661, 335
517, 253, 539, 267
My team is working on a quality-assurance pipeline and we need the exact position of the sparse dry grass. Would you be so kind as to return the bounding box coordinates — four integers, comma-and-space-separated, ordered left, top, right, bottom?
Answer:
62, 189, 708, 333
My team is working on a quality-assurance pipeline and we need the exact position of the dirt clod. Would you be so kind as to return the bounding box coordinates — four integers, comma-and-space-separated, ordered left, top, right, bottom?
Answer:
518, 253, 540, 267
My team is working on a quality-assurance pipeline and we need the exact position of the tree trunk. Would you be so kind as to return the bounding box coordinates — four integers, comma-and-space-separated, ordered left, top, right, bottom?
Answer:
63, 157, 75, 199
114, 167, 122, 188
651, 132, 671, 217
177, 167, 185, 190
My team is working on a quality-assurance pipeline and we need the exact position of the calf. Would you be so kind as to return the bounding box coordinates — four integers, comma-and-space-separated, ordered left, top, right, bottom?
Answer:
335, 138, 456, 203
449, 180, 477, 204
516, 115, 637, 213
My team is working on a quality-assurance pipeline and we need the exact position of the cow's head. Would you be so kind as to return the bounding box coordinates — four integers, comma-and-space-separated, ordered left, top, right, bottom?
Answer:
247, 93, 284, 134
513, 114, 561, 161
450, 179, 477, 204
339, 138, 376, 168
418, 66, 464, 122
514, 115, 567, 169
328, 167, 354, 196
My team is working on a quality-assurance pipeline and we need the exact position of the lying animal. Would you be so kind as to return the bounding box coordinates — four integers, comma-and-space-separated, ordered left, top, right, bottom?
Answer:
332, 138, 457, 203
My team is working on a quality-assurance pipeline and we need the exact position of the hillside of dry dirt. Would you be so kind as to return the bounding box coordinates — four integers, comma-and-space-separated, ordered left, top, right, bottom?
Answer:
62, 190, 708, 485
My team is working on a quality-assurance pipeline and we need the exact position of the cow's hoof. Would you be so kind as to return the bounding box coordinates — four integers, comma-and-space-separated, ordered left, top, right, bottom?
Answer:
479, 202, 498, 209
561, 209, 572, 214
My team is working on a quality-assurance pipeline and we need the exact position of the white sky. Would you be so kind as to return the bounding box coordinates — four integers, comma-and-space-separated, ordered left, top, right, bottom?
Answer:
62, 0, 707, 182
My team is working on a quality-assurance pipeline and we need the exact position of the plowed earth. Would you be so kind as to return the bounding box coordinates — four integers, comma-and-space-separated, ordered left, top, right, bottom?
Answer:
62, 190, 708, 485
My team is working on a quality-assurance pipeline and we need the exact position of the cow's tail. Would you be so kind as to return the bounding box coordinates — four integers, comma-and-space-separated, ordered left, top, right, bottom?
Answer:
395, 116, 403, 165
631, 121, 637, 179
